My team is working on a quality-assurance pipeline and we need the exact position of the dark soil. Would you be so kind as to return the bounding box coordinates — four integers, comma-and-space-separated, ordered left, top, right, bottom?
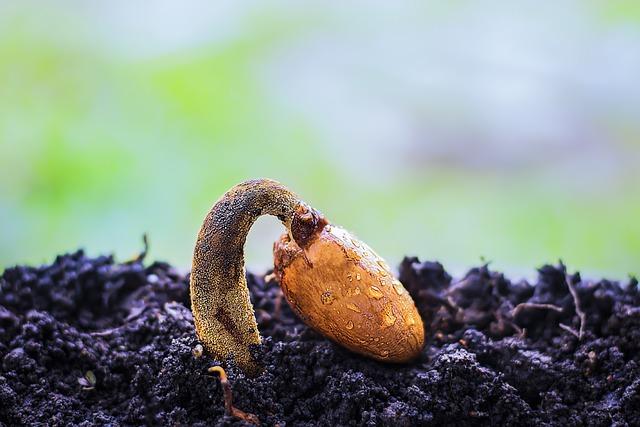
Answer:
1, 250, 639, 426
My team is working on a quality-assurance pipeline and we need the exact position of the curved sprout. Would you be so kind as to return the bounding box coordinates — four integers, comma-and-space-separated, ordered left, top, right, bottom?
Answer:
191, 179, 302, 374
191, 178, 425, 375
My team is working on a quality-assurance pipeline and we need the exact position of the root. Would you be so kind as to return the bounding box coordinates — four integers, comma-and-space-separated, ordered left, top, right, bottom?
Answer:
559, 323, 580, 338
511, 302, 563, 318
209, 366, 260, 425
495, 305, 523, 336
566, 274, 586, 340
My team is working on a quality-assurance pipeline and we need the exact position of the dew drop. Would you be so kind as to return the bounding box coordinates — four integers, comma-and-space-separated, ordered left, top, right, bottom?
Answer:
354, 286, 361, 295
347, 273, 353, 282
381, 302, 397, 328
404, 313, 416, 326
393, 281, 405, 295
346, 303, 361, 313
345, 321, 354, 330
377, 260, 389, 271
356, 273, 361, 281
368, 286, 384, 299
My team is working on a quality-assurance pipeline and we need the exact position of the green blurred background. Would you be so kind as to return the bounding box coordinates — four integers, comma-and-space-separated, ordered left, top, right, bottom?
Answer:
1, 1, 639, 278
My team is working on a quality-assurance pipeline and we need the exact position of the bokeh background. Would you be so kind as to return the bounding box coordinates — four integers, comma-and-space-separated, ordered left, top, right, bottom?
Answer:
1, 1, 639, 278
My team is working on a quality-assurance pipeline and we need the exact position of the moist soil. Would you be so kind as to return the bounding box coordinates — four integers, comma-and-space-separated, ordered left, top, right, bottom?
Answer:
0, 250, 639, 426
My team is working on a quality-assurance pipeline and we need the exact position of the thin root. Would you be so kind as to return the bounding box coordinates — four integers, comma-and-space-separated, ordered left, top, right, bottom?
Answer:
566, 274, 586, 340
208, 366, 260, 425
511, 302, 563, 318
559, 323, 580, 338
495, 306, 523, 336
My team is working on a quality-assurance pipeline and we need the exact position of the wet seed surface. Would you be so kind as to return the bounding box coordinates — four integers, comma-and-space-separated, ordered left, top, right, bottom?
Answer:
1, 251, 639, 426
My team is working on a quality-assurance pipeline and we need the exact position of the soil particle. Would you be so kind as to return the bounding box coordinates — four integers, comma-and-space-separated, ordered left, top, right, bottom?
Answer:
1, 251, 639, 426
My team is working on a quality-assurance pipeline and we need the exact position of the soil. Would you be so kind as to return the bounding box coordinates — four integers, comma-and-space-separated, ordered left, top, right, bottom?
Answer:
0, 250, 639, 426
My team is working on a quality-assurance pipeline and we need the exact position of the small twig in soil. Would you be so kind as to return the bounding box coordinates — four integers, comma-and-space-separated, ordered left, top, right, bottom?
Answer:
559, 323, 580, 338
126, 234, 149, 264
566, 274, 586, 340
208, 366, 260, 425
511, 302, 563, 318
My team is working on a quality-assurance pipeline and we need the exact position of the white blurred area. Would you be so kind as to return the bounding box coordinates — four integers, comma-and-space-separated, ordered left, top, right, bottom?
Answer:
58, 0, 640, 185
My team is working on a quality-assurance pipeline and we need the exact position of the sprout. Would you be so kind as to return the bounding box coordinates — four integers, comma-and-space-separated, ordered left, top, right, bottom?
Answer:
191, 179, 425, 375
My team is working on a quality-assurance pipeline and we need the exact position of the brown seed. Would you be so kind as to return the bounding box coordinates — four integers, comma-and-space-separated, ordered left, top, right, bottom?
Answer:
274, 221, 425, 363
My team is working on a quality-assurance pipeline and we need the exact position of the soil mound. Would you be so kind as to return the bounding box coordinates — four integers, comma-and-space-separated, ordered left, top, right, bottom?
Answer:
1, 251, 638, 426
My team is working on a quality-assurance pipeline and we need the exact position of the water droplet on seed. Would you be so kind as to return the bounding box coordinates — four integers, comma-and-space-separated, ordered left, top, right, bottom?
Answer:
346, 321, 354, 330
381, 302, 397, 328
404, 313, 415, 326
368, 286, 384, 299
346, 303, 361, 313
393, 281, 405, 295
